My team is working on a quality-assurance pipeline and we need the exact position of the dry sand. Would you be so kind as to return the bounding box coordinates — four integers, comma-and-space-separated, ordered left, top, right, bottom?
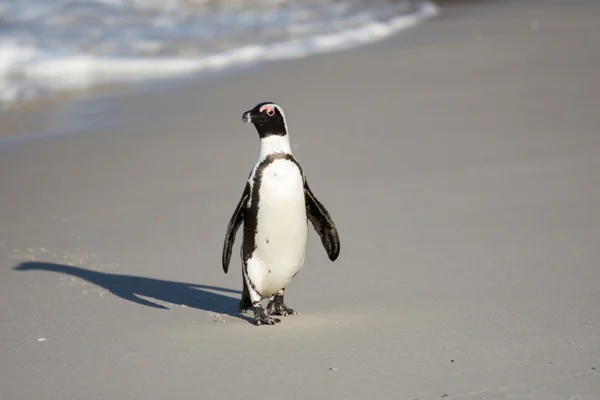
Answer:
1, 0, 600, 398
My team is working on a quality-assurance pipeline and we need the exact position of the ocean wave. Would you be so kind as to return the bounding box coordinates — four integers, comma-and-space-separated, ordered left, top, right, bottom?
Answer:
0, 0, 438, 107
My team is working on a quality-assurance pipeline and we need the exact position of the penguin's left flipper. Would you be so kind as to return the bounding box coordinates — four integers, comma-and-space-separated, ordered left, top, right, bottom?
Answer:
304, 181, 341, 261
222, 183, 250, 274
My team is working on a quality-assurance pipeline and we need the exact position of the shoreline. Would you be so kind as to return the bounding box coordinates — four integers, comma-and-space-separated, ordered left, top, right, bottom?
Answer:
0, 0, 438, 125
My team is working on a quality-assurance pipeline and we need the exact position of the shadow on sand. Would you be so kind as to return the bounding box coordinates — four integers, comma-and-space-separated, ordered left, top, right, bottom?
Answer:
14, 262, 251, 322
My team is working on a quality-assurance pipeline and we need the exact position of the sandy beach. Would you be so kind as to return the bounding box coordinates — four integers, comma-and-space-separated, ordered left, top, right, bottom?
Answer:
1, 0, 600, 398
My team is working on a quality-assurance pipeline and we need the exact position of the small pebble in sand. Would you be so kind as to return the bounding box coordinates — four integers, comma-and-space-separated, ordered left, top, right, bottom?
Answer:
37, 338, 46, 342
329, 367, 338, 371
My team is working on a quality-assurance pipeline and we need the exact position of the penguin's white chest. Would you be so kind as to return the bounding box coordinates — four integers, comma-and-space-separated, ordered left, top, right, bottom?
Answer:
248, 159, 308, 298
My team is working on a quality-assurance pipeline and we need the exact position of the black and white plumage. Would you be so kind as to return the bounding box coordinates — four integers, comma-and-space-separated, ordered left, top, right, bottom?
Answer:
222, 102, 340, 326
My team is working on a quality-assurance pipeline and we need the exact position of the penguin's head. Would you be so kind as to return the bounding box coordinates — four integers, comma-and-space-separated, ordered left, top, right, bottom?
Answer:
242, 102, 288, 138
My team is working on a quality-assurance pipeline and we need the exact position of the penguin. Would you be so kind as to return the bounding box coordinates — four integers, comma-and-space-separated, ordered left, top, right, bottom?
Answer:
221, 102, 340, 326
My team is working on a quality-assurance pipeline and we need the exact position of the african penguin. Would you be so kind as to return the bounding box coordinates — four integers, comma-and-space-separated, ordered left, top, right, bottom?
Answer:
222, 102, 341, 326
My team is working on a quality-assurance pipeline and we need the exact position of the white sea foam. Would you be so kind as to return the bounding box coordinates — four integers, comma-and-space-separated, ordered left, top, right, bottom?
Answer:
0, 1, 438, 107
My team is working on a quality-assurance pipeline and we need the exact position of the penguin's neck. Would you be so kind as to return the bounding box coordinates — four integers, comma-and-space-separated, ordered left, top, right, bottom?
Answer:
259, 134, 292, 160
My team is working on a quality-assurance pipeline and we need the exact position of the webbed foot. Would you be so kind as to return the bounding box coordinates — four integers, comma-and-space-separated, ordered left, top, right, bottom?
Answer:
253, 305, 281, 326
266, 293, 297, 317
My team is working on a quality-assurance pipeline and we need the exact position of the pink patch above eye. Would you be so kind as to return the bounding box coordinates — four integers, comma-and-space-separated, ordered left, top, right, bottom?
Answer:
259, 105, 275, 116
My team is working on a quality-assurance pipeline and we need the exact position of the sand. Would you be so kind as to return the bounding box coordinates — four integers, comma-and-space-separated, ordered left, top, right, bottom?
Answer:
1, 0, 599, 399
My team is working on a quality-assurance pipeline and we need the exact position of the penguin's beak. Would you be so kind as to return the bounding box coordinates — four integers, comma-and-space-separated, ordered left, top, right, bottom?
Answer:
242, 110, 252, 123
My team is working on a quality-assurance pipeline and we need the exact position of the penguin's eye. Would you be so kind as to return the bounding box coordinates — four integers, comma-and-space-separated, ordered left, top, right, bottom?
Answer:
259, 105, 275, 116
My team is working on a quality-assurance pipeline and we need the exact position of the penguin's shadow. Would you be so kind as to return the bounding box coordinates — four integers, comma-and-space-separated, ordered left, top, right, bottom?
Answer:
13, 262, 252, 323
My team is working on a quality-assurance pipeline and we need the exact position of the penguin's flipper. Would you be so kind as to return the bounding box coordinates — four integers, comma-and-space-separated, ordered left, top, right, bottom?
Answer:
304, 181, 341, 261
222, 183, 250, 273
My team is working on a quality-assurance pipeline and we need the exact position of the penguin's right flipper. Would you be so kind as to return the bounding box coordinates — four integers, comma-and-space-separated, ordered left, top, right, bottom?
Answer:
222, 183, 250, 273
304, 181, 341, 262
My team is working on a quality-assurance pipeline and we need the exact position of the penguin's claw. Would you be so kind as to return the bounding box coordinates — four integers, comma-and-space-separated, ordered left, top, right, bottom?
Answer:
255, 314, 281, 326
256, 317, 280, 326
